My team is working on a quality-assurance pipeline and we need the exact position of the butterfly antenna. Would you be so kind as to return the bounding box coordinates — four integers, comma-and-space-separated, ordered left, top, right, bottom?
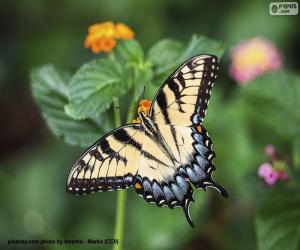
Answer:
142, 85, 146, 100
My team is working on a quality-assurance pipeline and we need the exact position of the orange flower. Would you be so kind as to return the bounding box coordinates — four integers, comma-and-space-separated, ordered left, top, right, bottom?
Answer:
133, 99, 152, 123
114, 23, 135, 40
100, 38, 117, 53
84, 21, 134, 54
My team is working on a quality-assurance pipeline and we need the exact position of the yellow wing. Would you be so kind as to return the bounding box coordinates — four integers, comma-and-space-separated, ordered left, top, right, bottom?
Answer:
66, 124, 144, 195
149, 55, 218, 126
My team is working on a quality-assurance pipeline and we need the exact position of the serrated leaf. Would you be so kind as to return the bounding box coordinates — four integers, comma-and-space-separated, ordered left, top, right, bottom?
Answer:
148, 35, 224, 85
65, 59, 126, 120
256, 185, 300, 250
31, 65, 104, 147
242, 71, 300, 139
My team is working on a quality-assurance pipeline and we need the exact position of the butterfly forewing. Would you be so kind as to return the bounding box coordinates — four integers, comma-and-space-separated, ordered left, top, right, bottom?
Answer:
67, 124, 144, 195
149, 55, 218, 126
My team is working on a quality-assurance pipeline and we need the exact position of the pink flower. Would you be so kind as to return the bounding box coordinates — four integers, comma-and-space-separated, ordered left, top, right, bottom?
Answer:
258, 163, 280, 186
264, 144, 277, 161
264, 144, 275, 157
277, 170, 289, 180
258, 145, 290, 186
264, 169, 279, 186
230, 37, 283, 84
258, 163, 273, 178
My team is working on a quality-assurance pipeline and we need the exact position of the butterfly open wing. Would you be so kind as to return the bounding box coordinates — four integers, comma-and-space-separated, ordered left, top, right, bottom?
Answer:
67, 124, 144, 195
150, 54, 218, 126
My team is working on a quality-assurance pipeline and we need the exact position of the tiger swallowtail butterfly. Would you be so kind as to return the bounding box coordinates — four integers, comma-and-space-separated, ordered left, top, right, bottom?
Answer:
66, 54, 228, 228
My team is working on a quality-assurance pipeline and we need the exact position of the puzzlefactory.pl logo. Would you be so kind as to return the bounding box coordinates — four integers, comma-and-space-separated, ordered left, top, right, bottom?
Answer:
269, 2, 299, 15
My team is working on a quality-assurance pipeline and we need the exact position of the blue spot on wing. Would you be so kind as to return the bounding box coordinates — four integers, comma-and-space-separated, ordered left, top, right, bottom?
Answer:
163, 185, 174, 202
152, 182, 164, 200
196, 155, 209, 169
193, 133, 204, 143
192, 114, 200, 124
194, 143, 209, 157
193, 164, 206, 178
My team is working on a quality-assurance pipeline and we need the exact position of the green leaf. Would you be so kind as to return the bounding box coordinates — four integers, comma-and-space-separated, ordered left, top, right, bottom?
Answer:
116, 39, 153, 101
147, 35, 224, 85
133, 62, 153, 100
256, 185, 300, 250
65, 59, 126, 120
242, 71, 300, 139
31, 65, 104, 147
179, 34, 225, 61
147, 39, 184, 76
116, 39, 144, 65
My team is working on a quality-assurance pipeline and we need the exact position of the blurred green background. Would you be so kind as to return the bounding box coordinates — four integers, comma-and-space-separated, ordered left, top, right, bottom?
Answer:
0, 0, 299, 250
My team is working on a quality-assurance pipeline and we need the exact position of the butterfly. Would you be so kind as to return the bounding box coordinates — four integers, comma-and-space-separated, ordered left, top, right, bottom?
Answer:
66, 54, 228, 228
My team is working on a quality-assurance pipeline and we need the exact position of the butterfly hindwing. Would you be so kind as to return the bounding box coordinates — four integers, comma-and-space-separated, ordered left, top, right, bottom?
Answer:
67, 124, 144, 195
177, 125, 227, 197
132, 123, 227, 227
149, 54, 218, 126
133, 127, 195, 226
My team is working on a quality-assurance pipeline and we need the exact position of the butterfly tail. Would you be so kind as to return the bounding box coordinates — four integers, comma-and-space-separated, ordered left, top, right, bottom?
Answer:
182, 199, 195, 228
206, 178, 229, 198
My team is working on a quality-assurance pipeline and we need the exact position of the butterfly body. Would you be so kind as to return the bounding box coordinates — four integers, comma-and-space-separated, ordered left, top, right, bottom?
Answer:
139, 111, 178, 165
67, 54, 228, 228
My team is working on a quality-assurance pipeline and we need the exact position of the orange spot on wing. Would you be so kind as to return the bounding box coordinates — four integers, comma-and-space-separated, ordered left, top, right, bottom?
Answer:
196, 125, 202, 133
135, 182, 142, 189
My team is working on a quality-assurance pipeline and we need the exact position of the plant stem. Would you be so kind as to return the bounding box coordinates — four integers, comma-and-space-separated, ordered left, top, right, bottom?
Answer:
113, 97, 125, 250
113, 82, 137, 250
113, 190, 127, 250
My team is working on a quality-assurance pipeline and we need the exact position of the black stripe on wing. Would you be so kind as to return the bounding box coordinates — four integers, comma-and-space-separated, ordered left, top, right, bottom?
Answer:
113, 129, 143, 151
191, 57, 218, 125
156, 90, 171, 124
